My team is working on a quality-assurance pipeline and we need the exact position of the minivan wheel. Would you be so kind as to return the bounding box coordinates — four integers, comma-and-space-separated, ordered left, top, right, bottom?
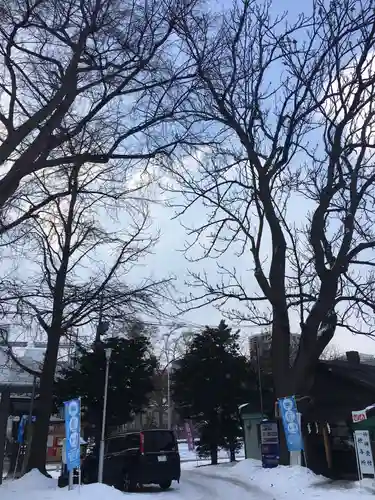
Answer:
124, 474, 136, 492
159, 481, 172, 490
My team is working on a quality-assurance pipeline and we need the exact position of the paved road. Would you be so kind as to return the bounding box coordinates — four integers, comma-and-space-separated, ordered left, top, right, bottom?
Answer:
183, 469, 273, 499
134, 468, 273, 500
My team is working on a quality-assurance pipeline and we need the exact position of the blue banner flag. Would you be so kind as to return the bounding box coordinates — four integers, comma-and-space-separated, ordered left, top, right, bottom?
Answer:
64, 398, 81, 471
17, 415, 27, 444
278, 396, 304, 452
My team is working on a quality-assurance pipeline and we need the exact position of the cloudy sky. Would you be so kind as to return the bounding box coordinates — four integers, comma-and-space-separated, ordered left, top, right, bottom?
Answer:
139, 194, 375, 357
131, 0, 375, 357
3, 0, 375, 358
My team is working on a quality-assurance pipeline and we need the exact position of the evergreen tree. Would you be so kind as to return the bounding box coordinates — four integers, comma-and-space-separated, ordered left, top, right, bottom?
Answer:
172, 320, 255, 464
54, 335, 156, 439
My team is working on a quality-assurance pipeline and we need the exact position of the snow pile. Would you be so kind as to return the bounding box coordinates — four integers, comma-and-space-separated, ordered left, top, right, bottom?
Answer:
1, 471, 128, 500
1, 469, 56, 493
234, 459, 319, 492
66, 483, 126, 500
229, 459, 375, 500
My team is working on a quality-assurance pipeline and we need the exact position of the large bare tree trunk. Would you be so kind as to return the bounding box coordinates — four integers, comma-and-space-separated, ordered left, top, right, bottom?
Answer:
210, 445, 218, 466
28, 333, 60, 473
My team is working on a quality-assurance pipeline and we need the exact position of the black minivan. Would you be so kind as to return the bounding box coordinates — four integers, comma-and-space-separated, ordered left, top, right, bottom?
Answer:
82, 429, 181, 491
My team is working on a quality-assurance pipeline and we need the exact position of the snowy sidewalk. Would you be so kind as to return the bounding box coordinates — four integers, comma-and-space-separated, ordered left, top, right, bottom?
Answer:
199, 459, 375, 500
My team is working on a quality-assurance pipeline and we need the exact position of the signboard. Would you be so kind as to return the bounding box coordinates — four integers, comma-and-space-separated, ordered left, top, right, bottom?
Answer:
354, 430, 375, 478
278, 396, 304, 452
260, 420, 279, 468
352, 410, 367, 423
64, 398, 81, 471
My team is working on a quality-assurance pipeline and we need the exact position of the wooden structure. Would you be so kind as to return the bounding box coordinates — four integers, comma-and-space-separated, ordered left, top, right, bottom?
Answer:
241, 354, 375, 480
300, 359, 375, 479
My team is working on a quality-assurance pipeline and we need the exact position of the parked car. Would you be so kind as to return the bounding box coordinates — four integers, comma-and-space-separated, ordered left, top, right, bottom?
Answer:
82, 429, 181, 491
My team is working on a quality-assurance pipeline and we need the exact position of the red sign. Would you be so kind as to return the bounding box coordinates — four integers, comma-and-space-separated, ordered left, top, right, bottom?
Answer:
352, 410, 367, 423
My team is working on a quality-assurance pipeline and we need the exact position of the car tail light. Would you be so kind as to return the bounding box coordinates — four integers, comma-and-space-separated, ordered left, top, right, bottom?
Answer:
140, 432, 144, 455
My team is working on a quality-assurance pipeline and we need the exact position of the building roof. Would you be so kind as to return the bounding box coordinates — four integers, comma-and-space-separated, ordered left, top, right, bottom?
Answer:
0, 347, 38, 390
320, 359, 375, 389
303, 360, 375, 421
0, 345, 69, 393
336, 353, 375, 365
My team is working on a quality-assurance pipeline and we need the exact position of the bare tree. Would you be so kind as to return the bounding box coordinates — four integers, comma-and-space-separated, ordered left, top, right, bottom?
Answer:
0, 0, 198, 229
320, 343, 342, 361
0, 159, 168, 472
145, 327, 194, 428
166, 0, 375, 412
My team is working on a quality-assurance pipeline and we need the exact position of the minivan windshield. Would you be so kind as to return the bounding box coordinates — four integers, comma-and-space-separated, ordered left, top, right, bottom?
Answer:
143, 431, 176, 452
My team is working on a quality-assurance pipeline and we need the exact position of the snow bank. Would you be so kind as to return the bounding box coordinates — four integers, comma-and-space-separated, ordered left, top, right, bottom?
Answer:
1, 469, 57, 493
67, 483, 126, 500
233, 459, 321, 495
1, 471, 128, 500
229, 459, 375, 500
3, 462, 375, 500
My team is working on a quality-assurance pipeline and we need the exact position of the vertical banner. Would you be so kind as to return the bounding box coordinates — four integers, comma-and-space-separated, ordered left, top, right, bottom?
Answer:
260, 420, 279, 468
17, 415, 28, 444
185, 421, 195, 451
278, 396, 304, 452
64, 398, 81, 471
354, 430, 375, 478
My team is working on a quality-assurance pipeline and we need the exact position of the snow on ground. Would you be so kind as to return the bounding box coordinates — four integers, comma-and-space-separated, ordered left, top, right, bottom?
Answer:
196, 459, 375, 500
2, 469, 56, 491
2, 460, 375, 500
177, 441, 245, 462
1, 467, 268, 500
1, 471, 126, 500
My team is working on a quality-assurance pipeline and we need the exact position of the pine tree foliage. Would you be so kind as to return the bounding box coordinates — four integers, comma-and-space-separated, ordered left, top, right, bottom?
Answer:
54, 335, 156, 434
172, 320, 255, 462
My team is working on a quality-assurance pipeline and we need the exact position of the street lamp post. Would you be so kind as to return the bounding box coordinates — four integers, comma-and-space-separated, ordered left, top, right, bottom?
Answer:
98, 347, 112, 483
163, 334, 172, 430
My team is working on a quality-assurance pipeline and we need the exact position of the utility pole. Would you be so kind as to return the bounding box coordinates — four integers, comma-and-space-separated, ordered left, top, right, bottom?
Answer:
256, 340, 264, 417
163, 334, 172, 430
95, 292, 111, 481
98, 348, 112, 483
95, 294, 109, 344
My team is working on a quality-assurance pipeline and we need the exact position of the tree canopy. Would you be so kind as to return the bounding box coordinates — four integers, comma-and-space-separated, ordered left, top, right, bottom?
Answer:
167, 0, 375, 402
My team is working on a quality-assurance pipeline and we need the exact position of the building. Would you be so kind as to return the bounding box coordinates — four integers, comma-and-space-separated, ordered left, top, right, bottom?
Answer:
336, 352, 375, 366
240, 350, 375, 480
249, 331, 301, 364
0, 335, 78, 480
